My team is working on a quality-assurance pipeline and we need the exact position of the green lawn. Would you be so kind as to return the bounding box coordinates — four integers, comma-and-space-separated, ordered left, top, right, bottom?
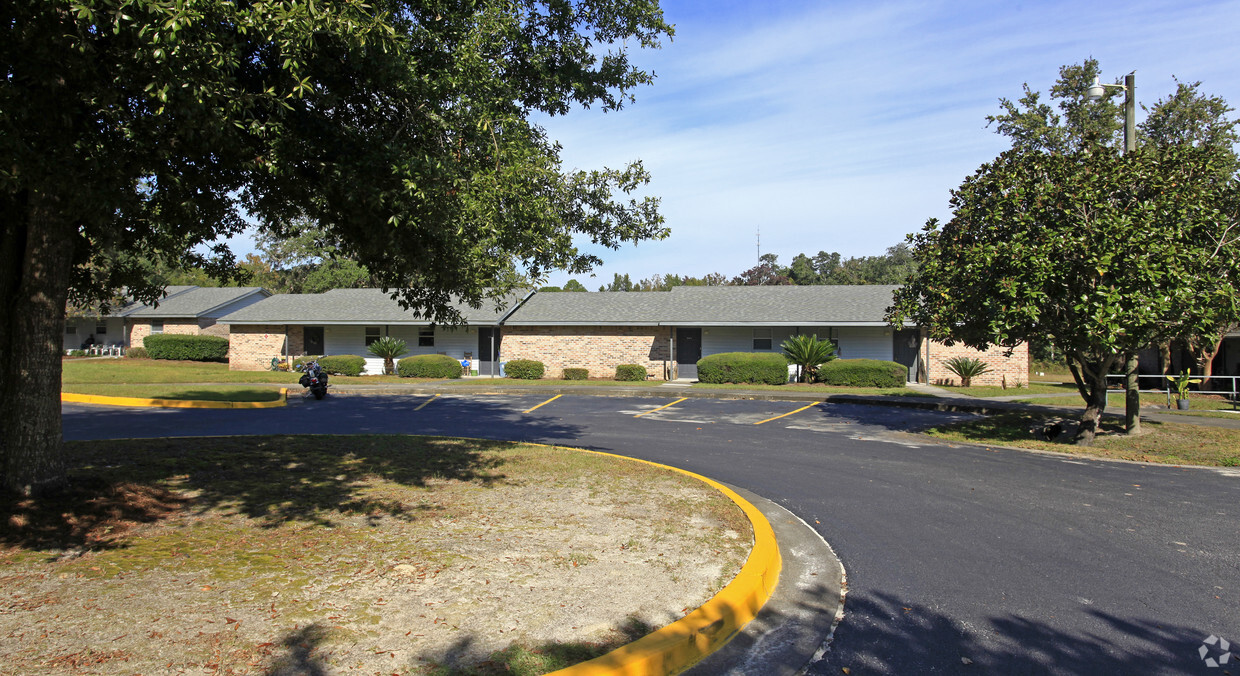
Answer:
1009, 391, 1239, 411
442, 378, 667, 387
948, 382, 1078, 397
925, 412, 1240, 467
62, 358, 429, 386
688, 382, 933, 397
63, 384, 286, 402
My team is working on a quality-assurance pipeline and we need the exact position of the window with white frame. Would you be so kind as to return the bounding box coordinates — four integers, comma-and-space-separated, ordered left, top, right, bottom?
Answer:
365, 326, 381, 347
752, 328, 772, 350
418, 327, 435, 347
151, 322, 163, 334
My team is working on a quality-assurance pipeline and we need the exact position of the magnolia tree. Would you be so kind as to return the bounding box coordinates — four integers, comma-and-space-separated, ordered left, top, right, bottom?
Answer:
0, 0, 672, 495
888, 146, 1240, 445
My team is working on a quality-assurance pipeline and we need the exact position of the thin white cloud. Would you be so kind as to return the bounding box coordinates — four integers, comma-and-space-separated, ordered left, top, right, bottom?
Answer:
538, 0, 1240, 286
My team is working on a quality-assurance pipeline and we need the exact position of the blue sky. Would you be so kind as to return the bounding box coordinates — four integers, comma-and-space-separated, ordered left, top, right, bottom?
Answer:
222, 0, 1240, 288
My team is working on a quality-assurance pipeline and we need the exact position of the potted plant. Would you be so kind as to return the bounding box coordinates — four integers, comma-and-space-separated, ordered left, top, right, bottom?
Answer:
1167, 369, 1202, 410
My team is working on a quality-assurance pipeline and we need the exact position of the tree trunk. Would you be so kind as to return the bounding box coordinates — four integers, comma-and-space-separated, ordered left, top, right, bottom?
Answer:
0, 189, 74, 495
1124, 353, 1140, 435
1069, 355, 1115, 446
1192, 328, 1233, 389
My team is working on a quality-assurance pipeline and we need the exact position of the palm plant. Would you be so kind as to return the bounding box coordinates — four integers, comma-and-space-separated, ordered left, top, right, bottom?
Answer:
943, 356, 992, 387
781, 333, 837, 383
367, 336, 408, 375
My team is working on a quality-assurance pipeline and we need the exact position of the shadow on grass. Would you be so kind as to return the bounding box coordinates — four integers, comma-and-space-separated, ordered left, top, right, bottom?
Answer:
0, 434, 535, 553
258, 617, 655, 676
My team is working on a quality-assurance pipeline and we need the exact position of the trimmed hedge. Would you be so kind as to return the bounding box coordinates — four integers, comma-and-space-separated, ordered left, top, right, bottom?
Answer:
816, 359, 907, 387
615, 364, 648, 381
124, 346, 148, 359
696, 352, 788, 385
562, 367, 589, 380
398, 354, 463, 379
311, 355, 366, 377
143, 334, 229, 361
504, 359, 545, 379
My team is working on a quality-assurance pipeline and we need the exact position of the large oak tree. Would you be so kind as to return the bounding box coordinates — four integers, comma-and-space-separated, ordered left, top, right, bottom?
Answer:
1, 0, 672, 494
888, 146, 1240, 444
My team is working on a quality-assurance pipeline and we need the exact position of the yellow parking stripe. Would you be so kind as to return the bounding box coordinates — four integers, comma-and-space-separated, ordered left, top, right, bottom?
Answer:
414, 394, 439, 411
754, 402, 821, 425
634, 397, 688, 418
523, 394, 562, 413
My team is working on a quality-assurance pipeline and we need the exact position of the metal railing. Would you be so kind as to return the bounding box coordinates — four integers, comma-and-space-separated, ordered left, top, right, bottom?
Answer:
1104, 373, 1240, 397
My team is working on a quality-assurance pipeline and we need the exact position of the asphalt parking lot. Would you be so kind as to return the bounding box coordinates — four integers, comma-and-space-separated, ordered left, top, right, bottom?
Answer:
62, 393, 1240, 675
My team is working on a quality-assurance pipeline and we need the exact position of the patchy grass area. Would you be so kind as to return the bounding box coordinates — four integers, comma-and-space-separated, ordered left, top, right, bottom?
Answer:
0, 436, 750, 674
443, 379, 667, 388
61, 384, 286, 402
61, 359, 427, 386
689, 383, 931, 397
924, 413, 1240, 467
947, 383, 1078, 397
1009, 392, 1239, 412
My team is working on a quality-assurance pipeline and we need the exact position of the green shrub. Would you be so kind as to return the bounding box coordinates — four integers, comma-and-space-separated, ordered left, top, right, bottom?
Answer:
68, 349, 86, 357
315, 355, 366, 376
124, 346, 148, 359
816, 359, 907, 387
143, 334, 230, 361
398, 354, 462, 379
696, 352, 788, 385
562, 367, 589, 380
615, 364, 648, 381
505, 359, 545, 379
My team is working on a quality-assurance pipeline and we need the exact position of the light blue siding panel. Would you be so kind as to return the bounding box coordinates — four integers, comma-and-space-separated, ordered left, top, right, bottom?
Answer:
836, 327, 891, 361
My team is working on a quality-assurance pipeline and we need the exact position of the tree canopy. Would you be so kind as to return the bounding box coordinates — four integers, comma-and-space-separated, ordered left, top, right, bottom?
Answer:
1, 0, 673, 494
890, 146, 1240, 444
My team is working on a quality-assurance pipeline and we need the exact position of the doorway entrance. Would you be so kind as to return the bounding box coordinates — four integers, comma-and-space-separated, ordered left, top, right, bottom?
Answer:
675, 328, 702, 380
893, 329, 922, 383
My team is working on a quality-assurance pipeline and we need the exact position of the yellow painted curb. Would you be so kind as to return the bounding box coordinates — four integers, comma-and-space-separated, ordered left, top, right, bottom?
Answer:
531, 445, 782, 676
61, 388, 288, 410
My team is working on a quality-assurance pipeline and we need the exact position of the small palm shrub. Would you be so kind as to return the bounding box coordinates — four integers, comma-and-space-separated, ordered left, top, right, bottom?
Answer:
615, 364, 647, 381
781, 334, 837, 383
367, 336, 409, 375
943, 356, 993, 387
398, 354, 462, 379
505, 359, 545, 379
562, 368, 589, 380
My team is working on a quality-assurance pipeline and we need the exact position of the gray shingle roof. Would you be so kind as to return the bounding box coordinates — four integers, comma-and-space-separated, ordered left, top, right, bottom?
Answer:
219, 288, 525, 325
500, 292, 669, 325
504, 286, 902, 326
126, 287, 269, 318
663, 285, 901, 325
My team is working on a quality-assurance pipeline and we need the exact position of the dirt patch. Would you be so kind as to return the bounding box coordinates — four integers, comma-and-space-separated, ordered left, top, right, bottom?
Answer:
0, 436, 752, 674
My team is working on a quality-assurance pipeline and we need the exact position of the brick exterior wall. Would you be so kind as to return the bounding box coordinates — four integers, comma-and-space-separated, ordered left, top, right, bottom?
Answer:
502, 326, 672, 379
287, 325, 306, 357
229, 325, 288, 371
926, 339, 1029, 387
128, 320, 202, 349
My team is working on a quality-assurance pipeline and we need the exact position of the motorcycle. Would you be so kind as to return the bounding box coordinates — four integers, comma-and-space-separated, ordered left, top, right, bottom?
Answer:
297, 360, 330, 400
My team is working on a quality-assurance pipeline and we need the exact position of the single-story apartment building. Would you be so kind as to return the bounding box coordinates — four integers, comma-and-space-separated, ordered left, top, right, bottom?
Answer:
64, 286, 269, 353
219, 285, 1029, 385
219, 288, 524, 373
